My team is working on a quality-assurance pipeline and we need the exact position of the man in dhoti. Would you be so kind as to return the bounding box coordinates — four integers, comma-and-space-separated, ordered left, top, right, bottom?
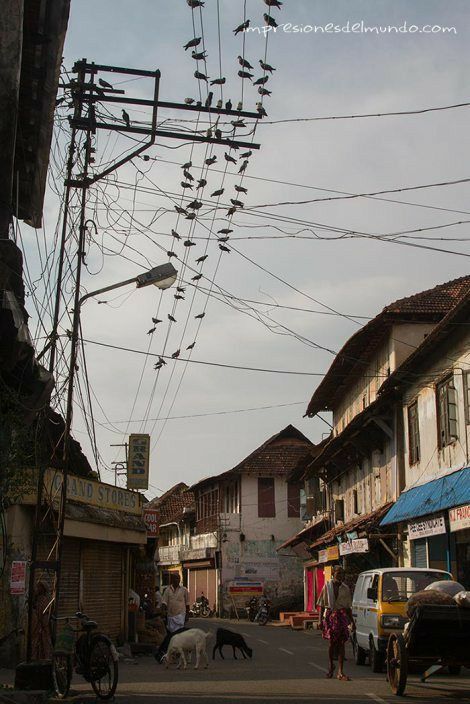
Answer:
155, 573, 190, 662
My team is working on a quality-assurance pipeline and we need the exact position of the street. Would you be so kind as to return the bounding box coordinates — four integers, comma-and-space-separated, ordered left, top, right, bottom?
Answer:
67, 619, 470, 704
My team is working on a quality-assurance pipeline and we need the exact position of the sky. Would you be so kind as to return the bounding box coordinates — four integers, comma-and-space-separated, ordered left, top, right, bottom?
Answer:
23, 0, 470, 498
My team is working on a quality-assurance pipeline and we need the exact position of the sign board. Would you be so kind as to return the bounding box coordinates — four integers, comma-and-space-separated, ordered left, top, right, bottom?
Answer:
127, 434, 150, 490
10, 561, 27, 595
228, 578, 264, 595
339, 538, 370, 556
408, 514, 446, 540
318, 546, 340, 563
143, 508, 159, 537
46, 470, 142, 515
449, 504, 470, 533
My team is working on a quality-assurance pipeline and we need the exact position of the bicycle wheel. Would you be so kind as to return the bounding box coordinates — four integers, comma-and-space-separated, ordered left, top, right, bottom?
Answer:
52, 653, 72, 699
89, 635, 119, 700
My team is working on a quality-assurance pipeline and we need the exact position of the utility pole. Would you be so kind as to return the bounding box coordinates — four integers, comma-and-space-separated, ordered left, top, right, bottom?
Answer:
110, 442, 128, 486
28, 58, 263, 656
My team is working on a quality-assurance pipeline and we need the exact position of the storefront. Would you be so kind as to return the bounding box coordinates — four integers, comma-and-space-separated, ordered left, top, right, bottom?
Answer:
449, 503, 470, 588
184, 558, 217, 612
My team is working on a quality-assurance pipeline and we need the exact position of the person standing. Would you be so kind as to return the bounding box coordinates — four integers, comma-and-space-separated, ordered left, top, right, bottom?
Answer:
155, 573, 189, 662
317, 565, 355, 681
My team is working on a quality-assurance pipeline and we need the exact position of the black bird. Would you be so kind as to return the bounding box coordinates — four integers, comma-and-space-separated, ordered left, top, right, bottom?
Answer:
215, 128, 222, 140
186, 342, 196, 350
191, 50, 207, 60
181, 181, 193, 189
168, 314, 177, 323
122, 109, 130, 127
258, 87, 272, 96
184, 37, 201, 50
196, 100, 202, 107
194, 70, 209, 82
182, 160, 193, 169
210, 77, 226, 85
225, 152, 237, 164
196, 255, 208, 264
254, 76, 269, 85
177, 287, 186, 293
195, 312, 206, 319
219, 244, 231, 253
187, 200, 202, 209
184, 97, 196, 104
147, 327, 156, 335
238, 159, 248, 173
231, 199, 244, 207
206, 127, 213, 138
231, 119, 246, 128
227, 207, 236, 216
167, 251, 178, 258
183, 169, 194, 181
172, 349, 181, 358
205, 92, 213, 107
99, 78, 113, 89
264, 0, 282, 6
205, 155, 217, 165
187, 0, 204, 7
211, 188, 224, 197
238, 70, 253, 80
234, 19, 250, 34
259, 59, 276, 73
241, 150, 252, 158
238, 56, 253, 69
218, 236, 230, 242
154, 361, 164, 370
192, 273, 203, 280
184, 239, 196, 247
175, 206, 187, 215
172, 229, 181, 240
152, 317, 162, 324
174, 294, 185, 300
225, 99, 232, 110
264, 14, 278, 27
197, 178, 207, 188
218, 228, 233, 234
235, 185, 247, 194
186, 212, 197, 220
158, 356, 167, 365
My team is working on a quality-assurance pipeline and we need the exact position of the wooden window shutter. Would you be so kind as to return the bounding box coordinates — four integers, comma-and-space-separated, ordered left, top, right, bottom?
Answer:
287, 482, 301, 518
258, 477, 275, 517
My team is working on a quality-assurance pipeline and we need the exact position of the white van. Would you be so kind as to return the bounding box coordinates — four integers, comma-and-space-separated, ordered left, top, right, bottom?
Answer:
352, 567, 452, 672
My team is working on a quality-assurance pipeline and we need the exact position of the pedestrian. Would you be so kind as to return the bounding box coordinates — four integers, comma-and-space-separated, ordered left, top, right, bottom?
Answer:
155, 573, 190, 662
155, 586, 163, 611
317, 565, 355, 681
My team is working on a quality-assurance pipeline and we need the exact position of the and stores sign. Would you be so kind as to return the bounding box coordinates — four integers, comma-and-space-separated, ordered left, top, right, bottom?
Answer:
127, 434, 150, 490
449, 504, 470, 533
408, 514, 446, 540
46, 469, 142, 515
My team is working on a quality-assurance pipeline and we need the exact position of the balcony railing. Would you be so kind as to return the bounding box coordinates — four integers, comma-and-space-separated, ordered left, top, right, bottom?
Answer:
156, 545, 181, 564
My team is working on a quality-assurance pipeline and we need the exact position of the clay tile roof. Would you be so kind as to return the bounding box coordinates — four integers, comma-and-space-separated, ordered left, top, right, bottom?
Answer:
305, 275, 470, 418
147, 482, 195, 526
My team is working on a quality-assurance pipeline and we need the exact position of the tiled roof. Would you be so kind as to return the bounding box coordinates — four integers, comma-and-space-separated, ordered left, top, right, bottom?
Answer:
147, 482, 195, 526
306, 275, 470, 418
310, 502, 393, 549
191, 425, 315, 491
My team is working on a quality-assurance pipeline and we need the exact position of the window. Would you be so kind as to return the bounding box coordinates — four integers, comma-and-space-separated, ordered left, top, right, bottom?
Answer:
287, 482, 301, 518
436, 376, 458, 448
197, 488, 219, 520
334, 498, 344, 522
258, 477, 275, 517
352, 489, 359, 515
464, 371, 470, 425
407, 401, 420, 465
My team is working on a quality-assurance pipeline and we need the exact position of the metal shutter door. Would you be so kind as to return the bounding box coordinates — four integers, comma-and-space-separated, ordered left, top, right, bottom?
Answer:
81, 542, 124, 640
412, 538, 427, 568
58, 538, 81, 618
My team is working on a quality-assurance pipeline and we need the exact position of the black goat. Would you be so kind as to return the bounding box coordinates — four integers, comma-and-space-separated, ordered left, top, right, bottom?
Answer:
212, 628, 253, 660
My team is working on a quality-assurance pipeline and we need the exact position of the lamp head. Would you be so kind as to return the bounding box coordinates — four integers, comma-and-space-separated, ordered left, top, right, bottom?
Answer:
136, 262, 178, 290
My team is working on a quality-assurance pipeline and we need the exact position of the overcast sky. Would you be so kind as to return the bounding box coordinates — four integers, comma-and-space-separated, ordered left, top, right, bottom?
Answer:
26, 1, 470, 497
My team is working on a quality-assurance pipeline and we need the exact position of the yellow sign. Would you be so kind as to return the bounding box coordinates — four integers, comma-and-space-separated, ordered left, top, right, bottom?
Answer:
45, 469, 143, 515
326, 546, 340, 562
127, 434, 150, 490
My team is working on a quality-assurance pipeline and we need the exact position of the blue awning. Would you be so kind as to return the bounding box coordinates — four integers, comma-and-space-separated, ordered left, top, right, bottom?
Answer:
380, 467, 470, 526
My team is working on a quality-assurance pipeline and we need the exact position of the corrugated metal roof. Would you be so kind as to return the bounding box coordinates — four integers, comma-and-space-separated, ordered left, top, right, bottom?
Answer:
380, 467, 470, 525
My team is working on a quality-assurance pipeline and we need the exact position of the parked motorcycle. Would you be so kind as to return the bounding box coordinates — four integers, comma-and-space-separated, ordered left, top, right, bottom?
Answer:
190, 593, 212, 618
246, 596, 259, 622
255, 597, 272, 626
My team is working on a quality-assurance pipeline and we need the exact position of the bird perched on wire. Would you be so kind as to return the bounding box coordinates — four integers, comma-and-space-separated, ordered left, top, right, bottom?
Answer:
174, 206, 187, 215
177, 287, 186, 293
182, 160, 192, 170
194, 312, 206, 319
225, 99, 232, 110
184, 239, 196, 247
187, 200, 202, 209
218, 228, 233, 234
197, 178, 207, 188
99, 78, 113, 89
174, 294, 185, 300
205, 92, 213, 107
211, 188, 224, 197
167, 251, 178, 258
264, 13, 278, 27
238, 70, 253, 80
256, 103, 268, 117
224, 152, 237, 164
186, 342, 196, 350
184, 37, 201, 50
205, 155, 217, 166
171, 229, 181, 240
259, 59, 276, 73
206, 127, 213, 139
218, 236, 230, 242
181, 181, 193, 189
227, 206, 236, 216
184, 97, 196, 105
194, 70, 209, 82
240, 150, 252, 158
191, 50, 207, 60
172, 349, 181, 358
264, 0, 282, 6
235, 185, 247, 194
154, 359, 165, 370
238, 56, 253, 69
196, 255, 208, 264
122, 109, 130, 127
147, 327, 156, 335
152, 317, 162, 324
219, 244, 231, 253
183, 169, 194, 181
187, 0, 204, 7
186, 212, 196, 220
254, 76, 269, 85
234, 19, 250, 34
258, 87, 272, 96
168, 314, 177, 323
236, 101, 243, 111
210, 77, 226, 85
238, 159, 249, 174
192, 273, 203, 280
231, 199, 244, 208
215, 127, 222, 140
231, 119, 246, 128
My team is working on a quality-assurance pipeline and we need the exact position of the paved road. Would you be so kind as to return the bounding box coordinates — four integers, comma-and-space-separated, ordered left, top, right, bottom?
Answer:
67, 618, 470, 704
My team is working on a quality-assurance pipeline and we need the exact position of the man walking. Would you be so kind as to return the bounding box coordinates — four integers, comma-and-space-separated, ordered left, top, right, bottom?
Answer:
155, 573, 190, 662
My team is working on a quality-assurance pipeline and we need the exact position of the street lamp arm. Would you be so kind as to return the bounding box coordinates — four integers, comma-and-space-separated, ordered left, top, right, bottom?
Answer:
78, 276, 138, 308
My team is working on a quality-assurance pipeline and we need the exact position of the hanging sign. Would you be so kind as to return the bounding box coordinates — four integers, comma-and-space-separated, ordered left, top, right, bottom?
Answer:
143, 508, 159, 537
408, 514, 446, 540
339, 538, 369, 556
449, 504, 470, 533
10, 561, 27, 595
127, 434, 150, 490
318, 549, 328, 564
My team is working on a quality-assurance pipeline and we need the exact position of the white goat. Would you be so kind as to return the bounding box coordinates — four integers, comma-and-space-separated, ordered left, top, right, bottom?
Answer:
165, 628, 212, 670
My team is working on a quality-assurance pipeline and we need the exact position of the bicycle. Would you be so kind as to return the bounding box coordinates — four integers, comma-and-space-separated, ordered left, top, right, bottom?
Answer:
52, 611, 119, 699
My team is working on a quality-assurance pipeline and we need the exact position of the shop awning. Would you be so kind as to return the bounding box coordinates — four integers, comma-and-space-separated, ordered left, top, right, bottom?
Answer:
381, 466, 470, 526
310, 502, 393, 549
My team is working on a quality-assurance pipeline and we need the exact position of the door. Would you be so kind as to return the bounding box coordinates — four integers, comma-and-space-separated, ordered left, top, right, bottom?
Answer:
306, 569, 314, 611
315, 567, 325, 610
193, 569, 217, 612
81, 541, 125, 640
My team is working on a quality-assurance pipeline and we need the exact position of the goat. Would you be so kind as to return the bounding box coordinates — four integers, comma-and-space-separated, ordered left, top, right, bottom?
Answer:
165, 628, 212, 670
212, 628, 253, 660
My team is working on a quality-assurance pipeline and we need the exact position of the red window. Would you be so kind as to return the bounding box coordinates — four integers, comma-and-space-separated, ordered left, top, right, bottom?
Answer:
258, 478, 275, 517
287, 483, 301, 518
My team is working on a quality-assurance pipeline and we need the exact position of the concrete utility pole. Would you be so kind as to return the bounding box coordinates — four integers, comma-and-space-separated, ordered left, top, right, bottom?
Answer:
28, 58, 263, 657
